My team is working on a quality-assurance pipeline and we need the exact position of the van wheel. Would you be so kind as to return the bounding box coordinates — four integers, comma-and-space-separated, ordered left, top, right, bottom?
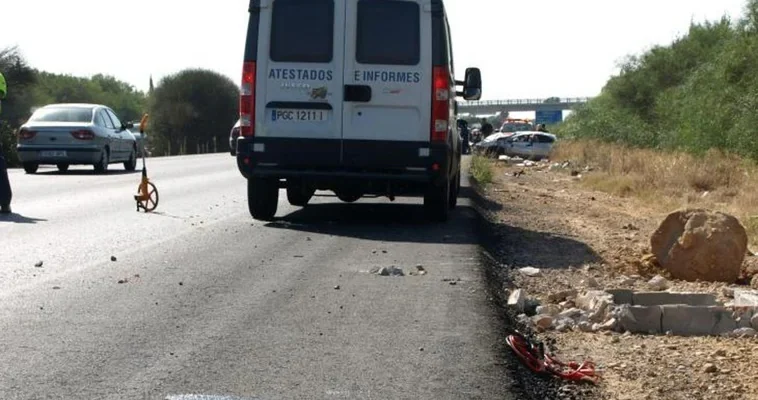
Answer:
448, 170, 460, 209
336, 191, 362, 203
286, 183, 314, 207
247, 177, 279, 220
23, 163, 39, 174
424, 177, 450, 222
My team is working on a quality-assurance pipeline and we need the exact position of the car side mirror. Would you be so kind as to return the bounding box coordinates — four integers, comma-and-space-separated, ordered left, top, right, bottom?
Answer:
460, 68, 481, 100
125, 122, 134, 130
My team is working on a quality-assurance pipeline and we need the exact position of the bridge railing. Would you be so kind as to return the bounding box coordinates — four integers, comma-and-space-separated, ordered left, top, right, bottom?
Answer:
458, 97, 592, 106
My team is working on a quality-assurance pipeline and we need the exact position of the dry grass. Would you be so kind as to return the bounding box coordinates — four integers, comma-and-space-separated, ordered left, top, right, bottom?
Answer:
552, 139, 758, 246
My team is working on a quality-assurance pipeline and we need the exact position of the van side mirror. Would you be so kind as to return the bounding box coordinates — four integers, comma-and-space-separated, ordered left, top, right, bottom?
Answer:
461, 68, 481, 100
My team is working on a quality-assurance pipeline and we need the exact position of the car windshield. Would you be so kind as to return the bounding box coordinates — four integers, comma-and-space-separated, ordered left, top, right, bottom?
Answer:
29, 107, 93, 123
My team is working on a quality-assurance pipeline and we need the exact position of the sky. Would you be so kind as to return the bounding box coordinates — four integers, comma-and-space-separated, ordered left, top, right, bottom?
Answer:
0, 0, 748, 103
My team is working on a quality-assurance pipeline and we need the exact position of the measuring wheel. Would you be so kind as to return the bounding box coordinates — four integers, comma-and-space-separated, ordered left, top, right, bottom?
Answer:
135, 181, 159, 212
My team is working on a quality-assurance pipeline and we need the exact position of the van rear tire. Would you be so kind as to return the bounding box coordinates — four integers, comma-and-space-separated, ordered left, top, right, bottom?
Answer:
424, 176, 450, 222
247, 177, 279, 221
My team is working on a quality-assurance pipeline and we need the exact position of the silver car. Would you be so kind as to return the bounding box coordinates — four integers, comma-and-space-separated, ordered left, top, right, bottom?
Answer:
16, 103, 138, 174
127, 123, 147, 157
500, 131, 557, 160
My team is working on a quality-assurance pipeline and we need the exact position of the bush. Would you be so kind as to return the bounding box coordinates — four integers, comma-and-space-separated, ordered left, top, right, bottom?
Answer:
470, 155, 493, 185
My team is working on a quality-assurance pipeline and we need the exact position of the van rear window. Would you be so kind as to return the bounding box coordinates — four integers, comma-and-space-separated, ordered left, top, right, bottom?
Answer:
270, 0, 334, 63
357, 0, 420, 65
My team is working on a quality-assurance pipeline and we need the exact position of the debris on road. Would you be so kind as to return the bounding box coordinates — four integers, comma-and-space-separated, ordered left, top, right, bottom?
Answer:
506, 332, 600, 384
647, 275, 669, 291
334, 285, 340, 290
34, 261, 43, 268
518, 267, 542, 277
118, 278, 128, 284
371, 266, 404, 276
110, 256, 117, 262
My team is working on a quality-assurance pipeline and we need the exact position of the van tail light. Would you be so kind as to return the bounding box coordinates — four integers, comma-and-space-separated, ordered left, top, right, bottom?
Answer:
18, 129, 37, 140
431, 66, 450, 143
240, 61, 256, 137
71, 129, 95, 140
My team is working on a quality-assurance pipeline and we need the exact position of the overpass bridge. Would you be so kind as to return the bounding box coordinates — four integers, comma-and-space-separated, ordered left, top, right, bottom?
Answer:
458, 97, 592, 115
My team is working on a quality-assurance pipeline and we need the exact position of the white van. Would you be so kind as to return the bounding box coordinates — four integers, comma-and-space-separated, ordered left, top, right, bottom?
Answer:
236, 0, 482, 221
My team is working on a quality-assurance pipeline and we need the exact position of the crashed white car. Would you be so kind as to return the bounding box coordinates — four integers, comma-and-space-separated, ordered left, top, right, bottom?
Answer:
502, 131, 557, 160
476, 131, 556, 160
472, 132, 514, 155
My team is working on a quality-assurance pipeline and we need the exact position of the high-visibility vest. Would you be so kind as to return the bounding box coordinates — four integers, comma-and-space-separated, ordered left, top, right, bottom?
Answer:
0, 72, 6, 113
0, 72, 6, 99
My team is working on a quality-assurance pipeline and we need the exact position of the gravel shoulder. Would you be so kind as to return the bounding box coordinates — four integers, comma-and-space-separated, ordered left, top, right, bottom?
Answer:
473, 158, 758, 400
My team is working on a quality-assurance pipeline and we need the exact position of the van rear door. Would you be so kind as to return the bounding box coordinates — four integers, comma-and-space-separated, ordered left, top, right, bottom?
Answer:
256, 0, 345, 167
341, 0, 432, 169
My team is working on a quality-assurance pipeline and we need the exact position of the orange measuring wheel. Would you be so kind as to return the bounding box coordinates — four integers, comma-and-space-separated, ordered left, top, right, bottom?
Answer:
135, 179, 159, 212
132, 113, 159, 213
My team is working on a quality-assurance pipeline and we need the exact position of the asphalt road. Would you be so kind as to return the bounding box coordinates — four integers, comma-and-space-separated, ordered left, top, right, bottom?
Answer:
0, 154, 515, 400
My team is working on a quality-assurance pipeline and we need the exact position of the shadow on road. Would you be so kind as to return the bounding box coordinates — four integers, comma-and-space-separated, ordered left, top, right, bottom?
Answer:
267, 201, 480, 244
471, 185, 601, 270
33, 169, 138, 176
0, 212, 47, 224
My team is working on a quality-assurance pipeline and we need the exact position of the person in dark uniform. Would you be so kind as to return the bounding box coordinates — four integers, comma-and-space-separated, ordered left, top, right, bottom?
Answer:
480, 118, 494, 138
457, 119, 470, 154
0, 71, 12, 214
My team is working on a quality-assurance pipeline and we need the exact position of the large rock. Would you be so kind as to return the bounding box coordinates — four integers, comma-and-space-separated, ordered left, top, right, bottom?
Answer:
651, 209, 747, 283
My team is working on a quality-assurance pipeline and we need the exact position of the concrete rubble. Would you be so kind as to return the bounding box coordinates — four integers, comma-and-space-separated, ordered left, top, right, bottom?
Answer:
514, 285, 758, 337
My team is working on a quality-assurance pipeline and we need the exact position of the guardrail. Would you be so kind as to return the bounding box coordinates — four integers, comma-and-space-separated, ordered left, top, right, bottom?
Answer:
459, 97, 592, 106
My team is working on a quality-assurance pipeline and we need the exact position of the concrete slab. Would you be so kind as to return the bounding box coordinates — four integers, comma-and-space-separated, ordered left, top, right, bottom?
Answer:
605, 288, 633, 305
734, 308, 755, 329
661, 305, 736, 336
632, 292, 718, 307
617, 305, 662, 334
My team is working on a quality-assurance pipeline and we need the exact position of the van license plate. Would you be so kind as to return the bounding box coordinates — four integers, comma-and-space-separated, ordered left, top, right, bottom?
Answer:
271, 109, 327, 122
40, 151, 67, 157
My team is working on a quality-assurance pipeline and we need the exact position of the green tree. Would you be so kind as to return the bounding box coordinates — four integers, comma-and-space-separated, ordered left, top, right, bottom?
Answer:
148, 69, 239, 156
0, 47, 37, 164
555, 0, 758, 160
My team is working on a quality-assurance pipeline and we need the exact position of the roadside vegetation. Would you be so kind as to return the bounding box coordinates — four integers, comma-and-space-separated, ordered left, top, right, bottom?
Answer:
470, 154, 494, 185
549, 0, 758, 245
557, 0, 758, 159
0, 46, 239, 166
